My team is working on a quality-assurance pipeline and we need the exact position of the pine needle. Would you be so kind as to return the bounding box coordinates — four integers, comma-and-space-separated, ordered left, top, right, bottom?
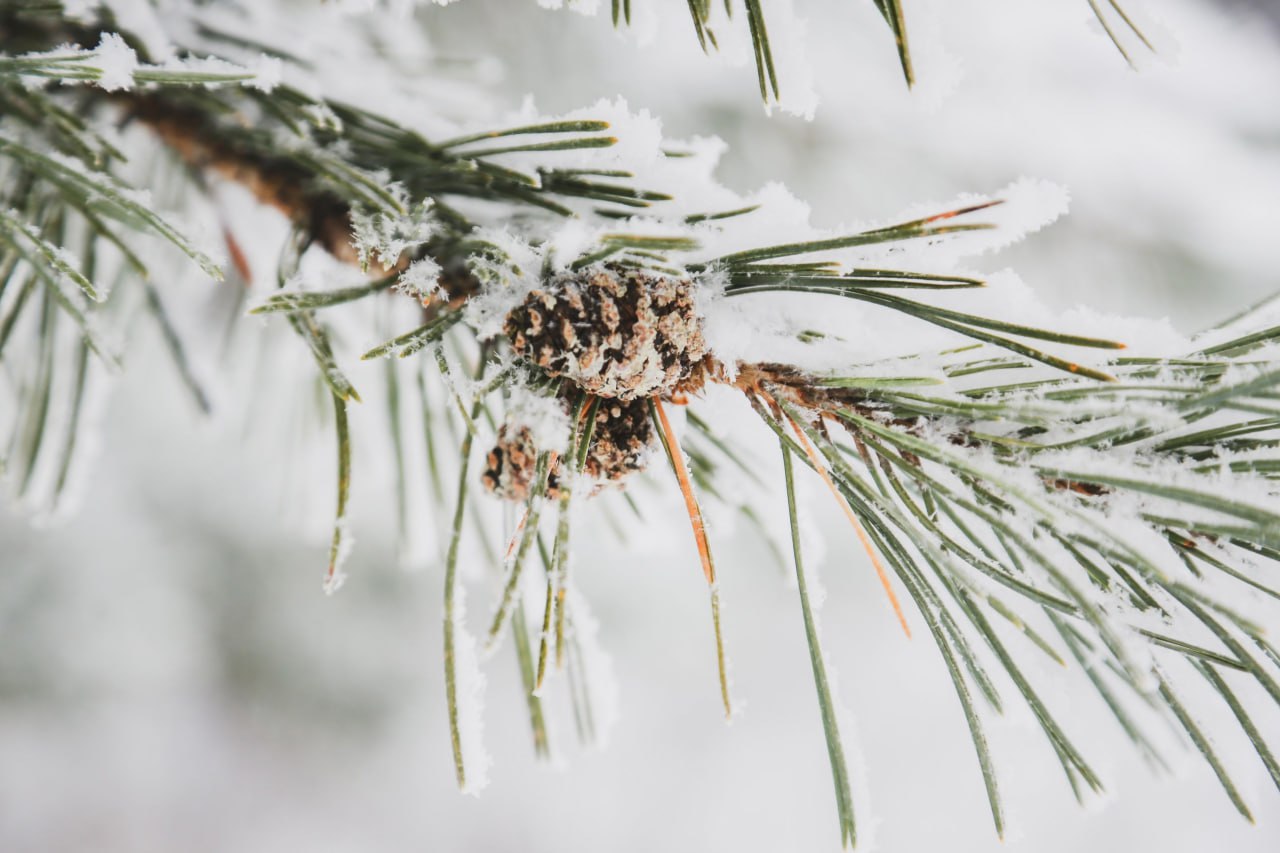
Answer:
1195, 661, 1280, 794
443, 349, 490, 789
651, 398, 733, 719
781, 438, 857, 848
323, 392, 351, 593
653, 399, 717, 584
1156, 671, 1255, 822
513, 599, 551, 758
784, 411, 913, 639
536, 396, 590, 690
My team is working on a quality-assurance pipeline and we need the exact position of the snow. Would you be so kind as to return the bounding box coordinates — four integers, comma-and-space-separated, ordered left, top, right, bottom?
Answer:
92, 33, 139, 92
424, 95, 1093, 386
323, 519, 354, 596
8, 25, 270, 93
460, 229, 543, 339
350, 199, 436, 271
503, 384, 572, 455
395, 257, 443, 302
246, 54, 283, 92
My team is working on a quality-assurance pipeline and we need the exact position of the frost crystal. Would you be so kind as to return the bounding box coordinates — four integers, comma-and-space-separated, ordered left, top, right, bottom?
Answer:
349, 199, 436, 270
247, 54, 283, 92
396, 258, 443, 302
94, 33, 139, 92
503, 384, 572, 454
451, 585, 492, 794
459, 229, 543, 340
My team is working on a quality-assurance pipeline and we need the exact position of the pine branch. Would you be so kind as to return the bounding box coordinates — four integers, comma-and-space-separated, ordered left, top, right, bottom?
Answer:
2, 4, 1276, 847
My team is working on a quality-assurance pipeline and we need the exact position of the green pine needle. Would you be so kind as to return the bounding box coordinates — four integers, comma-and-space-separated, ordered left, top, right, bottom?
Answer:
781, 439, 857, 847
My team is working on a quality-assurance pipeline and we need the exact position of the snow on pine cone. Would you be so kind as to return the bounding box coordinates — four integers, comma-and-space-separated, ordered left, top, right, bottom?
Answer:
482, 397, 655, 501
503, 265, 710, 401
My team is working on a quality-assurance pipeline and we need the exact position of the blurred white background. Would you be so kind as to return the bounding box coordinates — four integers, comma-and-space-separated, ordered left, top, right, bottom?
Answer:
3, 1, 1280, 850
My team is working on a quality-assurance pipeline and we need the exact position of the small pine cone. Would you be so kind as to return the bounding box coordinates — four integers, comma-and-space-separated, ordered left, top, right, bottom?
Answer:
582, 397, 654, 485
481, 397, 656, 501
481, 426, 550, 502
504, 266, 710, 401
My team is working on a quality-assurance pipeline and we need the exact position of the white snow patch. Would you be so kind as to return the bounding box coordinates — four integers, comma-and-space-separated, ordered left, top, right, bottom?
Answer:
504, 384, 572, 455
93, 33, 139, 92
322, 518, 355, 596
461, 229, 544, 340
350, 199, 436, 270
396, 257, 443, 302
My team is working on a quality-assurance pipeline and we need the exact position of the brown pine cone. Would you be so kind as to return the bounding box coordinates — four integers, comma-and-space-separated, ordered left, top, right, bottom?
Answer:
481, 425, 549, 503
481, 397, 656, 501
504, 266, 710, 401
581, 397, 654, 485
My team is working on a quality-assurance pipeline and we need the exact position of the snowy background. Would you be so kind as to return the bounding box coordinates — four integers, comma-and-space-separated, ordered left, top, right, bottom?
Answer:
3, 0, 1280, 850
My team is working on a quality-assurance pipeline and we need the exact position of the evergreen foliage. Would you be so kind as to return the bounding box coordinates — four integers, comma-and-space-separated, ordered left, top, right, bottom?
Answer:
1, 2, 1276, 846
